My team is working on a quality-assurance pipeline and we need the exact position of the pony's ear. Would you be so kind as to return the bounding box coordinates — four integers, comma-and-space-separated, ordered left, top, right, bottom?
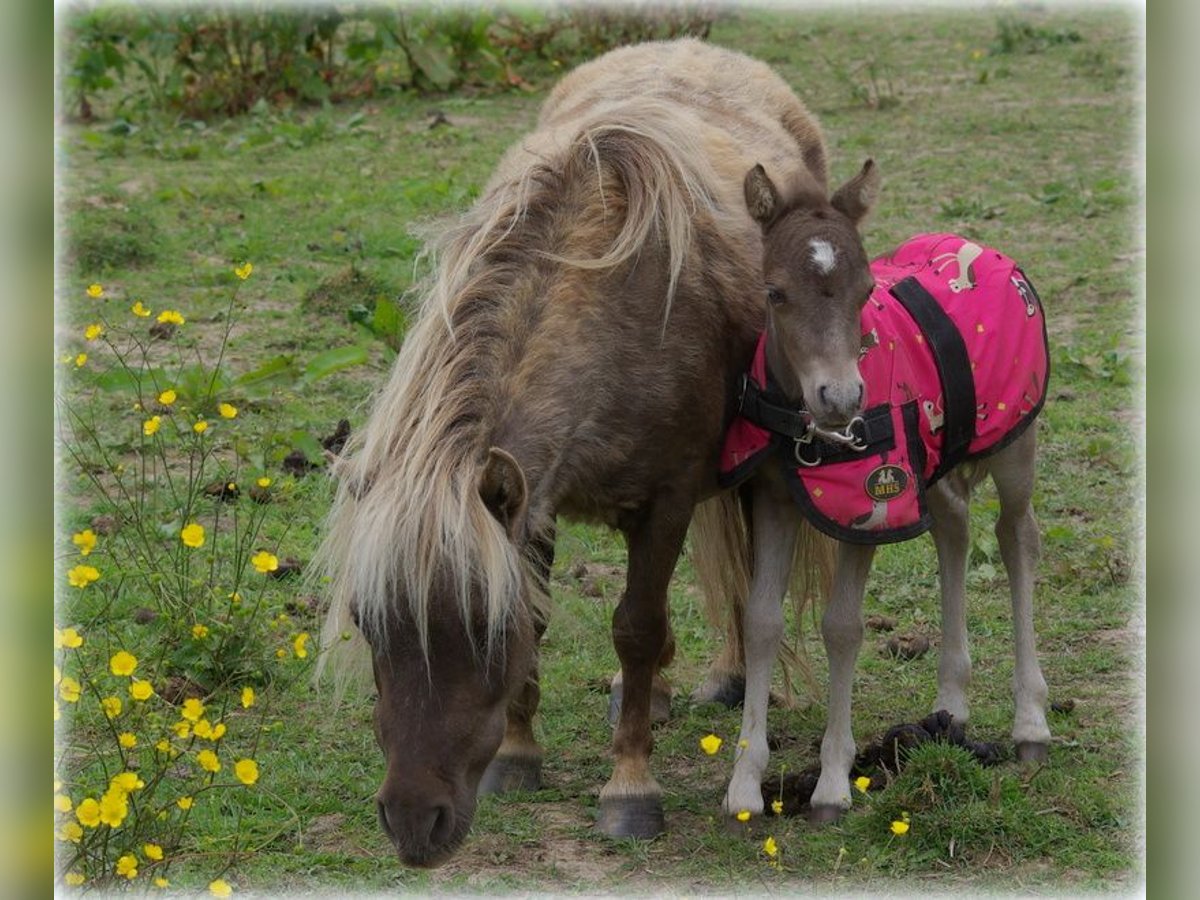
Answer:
479, 447, 528, 542
744, 163, 781, 225
830, 159, 880, 225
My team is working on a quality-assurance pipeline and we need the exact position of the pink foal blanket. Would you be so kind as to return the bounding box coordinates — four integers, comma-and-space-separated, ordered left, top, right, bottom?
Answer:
719, 233, 1049, 544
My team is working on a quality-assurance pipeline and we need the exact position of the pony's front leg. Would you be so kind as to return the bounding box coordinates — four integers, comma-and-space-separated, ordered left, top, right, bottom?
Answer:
479, 529, 554, 796
723, 480, 799, 820
809, 541, 875, 823
597, 500, 691, 839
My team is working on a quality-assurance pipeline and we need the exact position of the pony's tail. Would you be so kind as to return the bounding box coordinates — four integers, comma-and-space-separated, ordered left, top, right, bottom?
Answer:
689, 488, 836, 704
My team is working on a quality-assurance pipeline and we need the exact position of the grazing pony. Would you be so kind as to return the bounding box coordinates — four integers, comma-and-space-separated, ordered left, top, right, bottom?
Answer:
318, 38, 877, 866
713, 163, 1052, 823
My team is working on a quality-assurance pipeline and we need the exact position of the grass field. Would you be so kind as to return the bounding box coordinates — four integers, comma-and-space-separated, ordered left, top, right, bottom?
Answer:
55, 5, 1143, 894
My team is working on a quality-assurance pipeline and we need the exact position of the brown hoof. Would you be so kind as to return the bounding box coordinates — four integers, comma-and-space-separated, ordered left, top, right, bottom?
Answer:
1015, 741, 1049, 764
478, 755, 542, 796
607, 682, 672, 727
691, 674, 746, 709
807, 803, 846, 825
596, 795, 665, 839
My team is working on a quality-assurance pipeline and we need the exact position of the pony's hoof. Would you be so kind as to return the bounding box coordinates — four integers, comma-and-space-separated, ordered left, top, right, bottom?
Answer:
807, 803, 846, 825
596, 795, 665, 839
607, 683, 672, 727
478, 755, 542, 795
1015, 741, 1049, 764
690, 674, 745, 709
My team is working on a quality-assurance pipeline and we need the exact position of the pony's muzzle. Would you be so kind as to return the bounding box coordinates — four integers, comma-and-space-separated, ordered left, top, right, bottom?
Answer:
814, 378, 865, 427
377, 789, 456, 867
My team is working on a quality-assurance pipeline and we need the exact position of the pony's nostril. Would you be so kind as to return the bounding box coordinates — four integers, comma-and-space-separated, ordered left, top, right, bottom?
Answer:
818, 384, 830, 407
429, 803, 454, 847
377, 798, 397, 841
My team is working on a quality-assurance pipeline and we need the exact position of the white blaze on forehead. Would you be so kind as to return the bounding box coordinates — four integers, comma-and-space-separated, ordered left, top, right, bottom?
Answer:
809, 238, 837, 274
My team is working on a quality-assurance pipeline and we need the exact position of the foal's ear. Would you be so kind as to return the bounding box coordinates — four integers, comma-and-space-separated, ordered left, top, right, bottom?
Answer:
830, 159, 881, 226
479, 447, 528, 542
744, 163, 781, 225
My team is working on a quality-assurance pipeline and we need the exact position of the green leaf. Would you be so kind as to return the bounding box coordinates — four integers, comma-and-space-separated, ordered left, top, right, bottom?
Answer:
410, 42, 457, 90
234, 355, 299, 395
300, 345, 368, 383
289, 430, 325, 465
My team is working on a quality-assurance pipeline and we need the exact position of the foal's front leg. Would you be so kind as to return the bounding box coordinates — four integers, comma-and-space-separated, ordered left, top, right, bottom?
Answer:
722, 478, 800, 819
809, 541, 875, 822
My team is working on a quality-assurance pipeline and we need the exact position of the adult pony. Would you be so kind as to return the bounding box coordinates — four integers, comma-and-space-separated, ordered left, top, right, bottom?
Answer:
318, 38, 878, 866
712, 163, 1052, 824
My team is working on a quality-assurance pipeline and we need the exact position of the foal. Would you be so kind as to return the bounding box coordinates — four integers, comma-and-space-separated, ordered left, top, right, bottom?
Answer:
717, 165, 1053, 822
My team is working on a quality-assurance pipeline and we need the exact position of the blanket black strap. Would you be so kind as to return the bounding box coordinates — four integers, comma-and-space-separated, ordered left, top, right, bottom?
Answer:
738, 376, 894, 456
889, 276, 976, 480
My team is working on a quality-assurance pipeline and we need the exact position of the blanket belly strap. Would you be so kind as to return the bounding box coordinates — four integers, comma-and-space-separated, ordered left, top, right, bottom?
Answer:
889, 276, 976, 482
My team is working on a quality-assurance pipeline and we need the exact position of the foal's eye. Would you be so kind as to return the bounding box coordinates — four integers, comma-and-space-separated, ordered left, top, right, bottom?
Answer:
766, 286, 786, 306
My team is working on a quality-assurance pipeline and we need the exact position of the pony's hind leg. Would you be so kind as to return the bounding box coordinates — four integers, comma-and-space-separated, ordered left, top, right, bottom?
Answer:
596, 496, 692, 839
991, 428, 1051, 761
479, 529, 554, 796
809, 541, 875, 822
927, 471, 975, 725
723, 477, 800, 819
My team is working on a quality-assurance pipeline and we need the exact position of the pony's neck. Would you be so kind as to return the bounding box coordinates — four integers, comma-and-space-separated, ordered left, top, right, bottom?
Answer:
764, 335, 806, 406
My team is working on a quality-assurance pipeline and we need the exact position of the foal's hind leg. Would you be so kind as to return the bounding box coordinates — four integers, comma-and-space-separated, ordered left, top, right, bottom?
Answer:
479, 530, 554, 796
809, 541, 875, 822
991, 429, 1051, 761
927, 471, 975, 725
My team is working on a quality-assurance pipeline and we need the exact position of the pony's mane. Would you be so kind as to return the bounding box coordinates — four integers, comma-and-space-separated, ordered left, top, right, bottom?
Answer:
317, 100, 727, 682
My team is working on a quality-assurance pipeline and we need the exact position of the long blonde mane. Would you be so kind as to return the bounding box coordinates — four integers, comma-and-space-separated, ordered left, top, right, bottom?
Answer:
316, 99, 732, 682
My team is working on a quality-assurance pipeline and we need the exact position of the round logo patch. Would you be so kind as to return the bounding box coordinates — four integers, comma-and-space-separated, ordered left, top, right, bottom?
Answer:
865, 465, 909, 501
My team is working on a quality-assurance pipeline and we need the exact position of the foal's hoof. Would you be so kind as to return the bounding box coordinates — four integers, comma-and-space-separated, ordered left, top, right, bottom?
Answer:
807, 803, 846, 826
607, 683, 672, 727
1015, 741, 1049, 764
478, 755, 542, 796
690, 673, 746, 709
596, 795, 665, 840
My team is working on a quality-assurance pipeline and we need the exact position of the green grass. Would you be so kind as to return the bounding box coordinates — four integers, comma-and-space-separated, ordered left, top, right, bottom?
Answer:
56, 5, 1142, 894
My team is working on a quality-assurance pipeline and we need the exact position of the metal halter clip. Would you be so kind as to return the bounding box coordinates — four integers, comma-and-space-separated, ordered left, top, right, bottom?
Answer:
810, 415, 868, 451
793, 420, 821, 466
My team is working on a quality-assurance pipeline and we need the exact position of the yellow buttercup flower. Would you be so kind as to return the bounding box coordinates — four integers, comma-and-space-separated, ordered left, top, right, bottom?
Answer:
76, 798, 100, 827
197, 749, 221, 773
256, 476, 271, 488
251, 550, 278, 574
59, 821, 83, 843
194, 419, 209, 434
101, 696, 122, 719
172, 720, 192, 739
854, 776, 871, 794
156, 309, 185, 325
155, 739, 172, 753
181, 523, 205, 548
763, 836, 778, 858
74, 352, 88, 367
218, 402, 238, 419
235, 758, 259, 786
158, 388, 177, 406
59, 677, 82, 703
143, 843, 164, 861
65, 873, 85, 886
86, 283, 104, 298
177, 796, 194, 810
241, 686, 255, 708
58, 627, 84, 649
293, 632, 310, 659
771, 799, 783, 815
131, 300, 152, 317
699, 734, 723, 755
85, 323, 104, 341
99, 788, 129, 827
116, 853, 138, 879
112, 771, 145, 792
118, 732, 137, 749
67, 565, 100, 588
130, 679, 154, 701
890, 819, 910, 836
234, 261, 253, 280
72, 528, 97, 556
54, 793, 72, 813
155, 877, 170, 888
143, 415, 162, 436
193, 718, 213, 739
209, 878, 233, 897
181, 698, 205, 722
210, 722, 226, 740
192, 623, 209, 638
110, 651, 138, 676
